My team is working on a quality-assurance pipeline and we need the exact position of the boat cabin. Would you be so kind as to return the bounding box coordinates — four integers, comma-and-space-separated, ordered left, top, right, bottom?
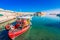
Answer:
16, 16, 31, 25
15, 16, 31, 29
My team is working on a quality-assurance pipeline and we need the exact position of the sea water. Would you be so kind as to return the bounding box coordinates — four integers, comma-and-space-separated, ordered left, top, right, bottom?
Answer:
0, 15, 60, 40
15, 15, 60, 40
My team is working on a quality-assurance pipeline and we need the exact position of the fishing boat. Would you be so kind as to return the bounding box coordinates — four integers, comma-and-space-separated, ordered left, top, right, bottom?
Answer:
5, 16, 31, 40
8, 25, 30, 39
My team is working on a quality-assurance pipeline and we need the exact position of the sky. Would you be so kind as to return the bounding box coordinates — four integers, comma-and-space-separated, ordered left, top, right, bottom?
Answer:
0, 0, 60, 12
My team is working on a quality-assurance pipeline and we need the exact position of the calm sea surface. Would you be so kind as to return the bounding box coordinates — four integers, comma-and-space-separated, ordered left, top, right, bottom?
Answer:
15, 15, 60, 40
0, 15, 60, 40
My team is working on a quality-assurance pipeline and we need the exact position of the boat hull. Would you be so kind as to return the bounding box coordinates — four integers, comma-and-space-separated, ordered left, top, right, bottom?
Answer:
8, 26, 30, 39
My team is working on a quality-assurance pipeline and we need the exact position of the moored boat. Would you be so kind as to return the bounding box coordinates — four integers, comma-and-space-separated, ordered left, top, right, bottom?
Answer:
5, 16, 31, 40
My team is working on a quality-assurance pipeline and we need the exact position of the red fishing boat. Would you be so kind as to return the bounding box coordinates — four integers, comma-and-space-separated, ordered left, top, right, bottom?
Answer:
5, 16, 31, 40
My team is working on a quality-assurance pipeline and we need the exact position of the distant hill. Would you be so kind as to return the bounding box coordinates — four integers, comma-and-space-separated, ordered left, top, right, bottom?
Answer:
57, 14, 60, 17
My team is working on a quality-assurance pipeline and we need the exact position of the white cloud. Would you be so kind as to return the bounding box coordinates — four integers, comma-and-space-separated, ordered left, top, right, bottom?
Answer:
0, 8, 5, 11
42, 8, 60, 14
5, 10, 14, 12
0, 8, 14, 12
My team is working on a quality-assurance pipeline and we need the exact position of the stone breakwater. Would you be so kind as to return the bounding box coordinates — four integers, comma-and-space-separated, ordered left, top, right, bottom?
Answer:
0, 16, 16, 23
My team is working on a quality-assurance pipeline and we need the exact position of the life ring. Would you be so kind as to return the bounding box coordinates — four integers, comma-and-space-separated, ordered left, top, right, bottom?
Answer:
5, 24, 10, 30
